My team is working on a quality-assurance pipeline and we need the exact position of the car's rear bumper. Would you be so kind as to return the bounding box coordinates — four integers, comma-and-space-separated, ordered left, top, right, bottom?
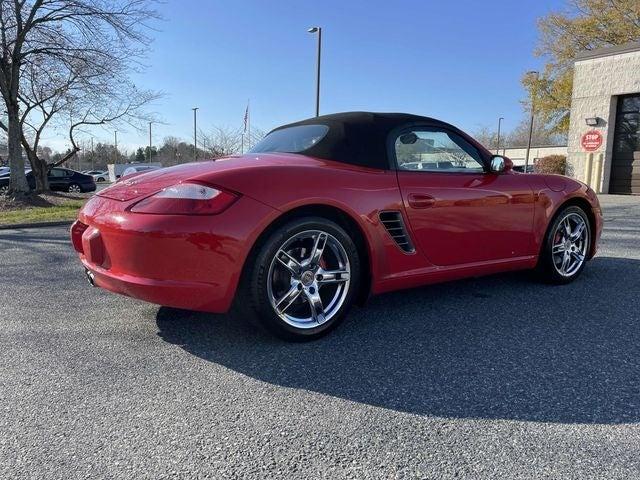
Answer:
72, 194, 277, 313
81, 258, 229, 311
82, 182, 97, 192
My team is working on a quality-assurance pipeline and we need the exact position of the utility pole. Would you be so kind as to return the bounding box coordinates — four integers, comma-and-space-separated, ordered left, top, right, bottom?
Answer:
192, 107, 199, 160
496, 117, 504, 154
308, 26, 322, 117
114, 130, 118, 165
525, 71, 539, 172
91, 137, 94, 170
148, 122, 153, 162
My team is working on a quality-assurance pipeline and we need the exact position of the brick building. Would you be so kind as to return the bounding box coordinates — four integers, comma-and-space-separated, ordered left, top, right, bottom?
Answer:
567, 41, 640, 194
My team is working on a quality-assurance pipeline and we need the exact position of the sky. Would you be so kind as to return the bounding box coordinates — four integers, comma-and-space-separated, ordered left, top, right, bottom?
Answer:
43, 0, 567, 153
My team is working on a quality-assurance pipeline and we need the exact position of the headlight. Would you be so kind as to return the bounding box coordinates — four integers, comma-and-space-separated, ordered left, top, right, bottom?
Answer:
130, 183, 239, 215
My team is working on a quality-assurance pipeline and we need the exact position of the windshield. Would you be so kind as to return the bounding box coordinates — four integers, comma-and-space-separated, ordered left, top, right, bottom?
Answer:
249, 124, 329, 154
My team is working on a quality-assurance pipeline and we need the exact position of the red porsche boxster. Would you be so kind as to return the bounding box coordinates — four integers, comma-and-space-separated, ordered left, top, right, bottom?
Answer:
71, 112, 603, 340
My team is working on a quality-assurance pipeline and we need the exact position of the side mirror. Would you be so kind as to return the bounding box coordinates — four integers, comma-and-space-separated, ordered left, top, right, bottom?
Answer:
490, 155, 512, 173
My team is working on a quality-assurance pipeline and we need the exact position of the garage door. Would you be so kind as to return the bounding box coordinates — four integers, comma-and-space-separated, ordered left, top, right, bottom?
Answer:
611, 94, 640, 194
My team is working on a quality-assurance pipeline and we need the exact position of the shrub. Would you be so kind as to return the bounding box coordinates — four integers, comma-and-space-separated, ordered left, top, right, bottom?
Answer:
535, 155, 566, 175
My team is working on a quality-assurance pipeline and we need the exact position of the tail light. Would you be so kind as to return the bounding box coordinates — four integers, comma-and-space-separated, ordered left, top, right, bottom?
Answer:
71, 221, 89, 253
130, 183, 239, 215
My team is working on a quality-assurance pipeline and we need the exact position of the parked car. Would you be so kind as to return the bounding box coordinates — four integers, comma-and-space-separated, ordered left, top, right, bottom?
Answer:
84, 170, 109, 182
71, 112, 602, 341
121, 165, 161, 178
0, 167, 96, 195
0, 167, 9, 176
513, 164, 536, 173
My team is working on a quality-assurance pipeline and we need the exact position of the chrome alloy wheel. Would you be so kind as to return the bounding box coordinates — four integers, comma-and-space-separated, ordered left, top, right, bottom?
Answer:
267, 229, 351, 329
68, 184, 82, 193
551, 212, 589, 277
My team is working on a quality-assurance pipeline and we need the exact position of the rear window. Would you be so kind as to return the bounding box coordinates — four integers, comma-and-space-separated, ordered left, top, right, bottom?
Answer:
250, 124, 329, 154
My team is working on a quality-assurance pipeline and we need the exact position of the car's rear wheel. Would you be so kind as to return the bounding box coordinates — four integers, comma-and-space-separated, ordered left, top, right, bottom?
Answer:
0, 185, 8, 196
245, 217, 360, 341
68, 183, 82, 193
537, 205, 591, 284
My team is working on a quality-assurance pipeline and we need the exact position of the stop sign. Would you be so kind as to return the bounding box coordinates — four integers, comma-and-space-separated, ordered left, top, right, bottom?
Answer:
581, 130, 602, 151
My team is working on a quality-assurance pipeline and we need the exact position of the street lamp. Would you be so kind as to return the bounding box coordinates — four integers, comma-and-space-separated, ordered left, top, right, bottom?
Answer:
308, 26, 322, 117
525, 70, 539, 172
496, 117, 504, 154
192, 107, 199, 160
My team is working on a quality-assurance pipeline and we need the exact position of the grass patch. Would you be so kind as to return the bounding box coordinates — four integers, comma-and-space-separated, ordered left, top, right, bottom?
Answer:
0, 199, 85, 226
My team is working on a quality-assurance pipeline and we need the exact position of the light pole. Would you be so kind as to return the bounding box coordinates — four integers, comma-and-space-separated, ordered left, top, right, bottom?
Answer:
308, 26, 322, 117
192, 107, 199, 160
496, 117, 504, 154
91, 137, 94, 170
148, 121, 153, 162
525, 70, 539, 172
114, 130, 118, 165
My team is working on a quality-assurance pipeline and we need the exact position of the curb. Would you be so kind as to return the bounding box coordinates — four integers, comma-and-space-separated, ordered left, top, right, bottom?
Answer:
0, 220, 74, 231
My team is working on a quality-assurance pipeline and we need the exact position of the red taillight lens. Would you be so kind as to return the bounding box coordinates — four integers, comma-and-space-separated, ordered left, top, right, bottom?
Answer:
130, 183, 239, 215
70, 220, 89, 253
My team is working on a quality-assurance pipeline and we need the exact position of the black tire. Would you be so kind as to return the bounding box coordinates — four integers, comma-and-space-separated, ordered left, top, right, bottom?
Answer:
242, 216, 360, 341
97, 177, 105, 183
67, 183, 82, 193
537, 205, 591, 284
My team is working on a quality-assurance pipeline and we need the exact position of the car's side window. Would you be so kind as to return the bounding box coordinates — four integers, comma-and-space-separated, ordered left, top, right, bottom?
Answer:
49, 168, 66, 178
394, 129, 485, 173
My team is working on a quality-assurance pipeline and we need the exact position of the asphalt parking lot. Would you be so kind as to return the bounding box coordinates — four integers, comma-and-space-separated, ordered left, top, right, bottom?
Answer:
1, 195, 639, 479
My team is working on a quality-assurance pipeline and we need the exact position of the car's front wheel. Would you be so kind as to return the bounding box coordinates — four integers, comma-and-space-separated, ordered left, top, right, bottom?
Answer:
245, 217, 360, 341
537, 205, 591, 284
68, 183, 82, 193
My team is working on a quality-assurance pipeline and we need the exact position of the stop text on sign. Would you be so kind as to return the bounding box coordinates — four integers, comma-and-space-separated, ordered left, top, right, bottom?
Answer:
581, 130, 602, 151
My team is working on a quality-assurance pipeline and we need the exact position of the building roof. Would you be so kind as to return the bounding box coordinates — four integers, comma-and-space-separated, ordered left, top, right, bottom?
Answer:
575, 41, 640, 62
266, 111, 471, 170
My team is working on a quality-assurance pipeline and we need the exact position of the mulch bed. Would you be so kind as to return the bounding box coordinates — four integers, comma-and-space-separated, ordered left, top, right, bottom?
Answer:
0, 192, 89, 212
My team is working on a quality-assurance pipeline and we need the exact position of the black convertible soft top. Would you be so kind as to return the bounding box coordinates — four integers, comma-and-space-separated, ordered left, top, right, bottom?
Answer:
267, 111, 469, 170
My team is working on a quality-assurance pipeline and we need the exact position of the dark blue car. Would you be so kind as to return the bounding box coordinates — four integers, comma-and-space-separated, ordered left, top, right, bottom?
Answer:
0, 167, 96, 195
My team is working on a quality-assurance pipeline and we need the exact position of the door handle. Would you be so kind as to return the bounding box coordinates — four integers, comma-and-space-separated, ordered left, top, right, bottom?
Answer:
408, 193, 435, 209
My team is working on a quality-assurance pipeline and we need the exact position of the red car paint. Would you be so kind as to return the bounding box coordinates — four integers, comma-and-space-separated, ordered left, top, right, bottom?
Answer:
72, 153, 603, 313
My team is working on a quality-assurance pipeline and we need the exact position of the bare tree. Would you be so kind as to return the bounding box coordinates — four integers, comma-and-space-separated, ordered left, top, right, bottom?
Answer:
199, 126, 243, 158
472, 126, 499, 151
506, 117, 567, 147
198, 125, 266, 159
0, 0, 158, 195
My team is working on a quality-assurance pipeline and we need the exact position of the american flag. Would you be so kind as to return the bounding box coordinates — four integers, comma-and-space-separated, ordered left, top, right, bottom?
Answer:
243, 104, 249, 133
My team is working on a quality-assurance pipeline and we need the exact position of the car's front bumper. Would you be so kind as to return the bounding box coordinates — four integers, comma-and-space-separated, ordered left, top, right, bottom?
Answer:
72, 194, 277, 312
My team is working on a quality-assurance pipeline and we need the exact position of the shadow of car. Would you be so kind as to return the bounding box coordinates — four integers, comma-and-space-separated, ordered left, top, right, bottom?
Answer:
154, 256, 640, 425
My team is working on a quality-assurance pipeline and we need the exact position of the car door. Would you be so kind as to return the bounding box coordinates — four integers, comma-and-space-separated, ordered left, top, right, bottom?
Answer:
48, 168, 70, 190
393, 125, 535, 267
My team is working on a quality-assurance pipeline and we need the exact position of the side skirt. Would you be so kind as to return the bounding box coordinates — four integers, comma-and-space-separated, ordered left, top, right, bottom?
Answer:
372, 255, 538, 295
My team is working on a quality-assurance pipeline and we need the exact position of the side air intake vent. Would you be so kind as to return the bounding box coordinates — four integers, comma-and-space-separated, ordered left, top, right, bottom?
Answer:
379, 211, 415, 253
